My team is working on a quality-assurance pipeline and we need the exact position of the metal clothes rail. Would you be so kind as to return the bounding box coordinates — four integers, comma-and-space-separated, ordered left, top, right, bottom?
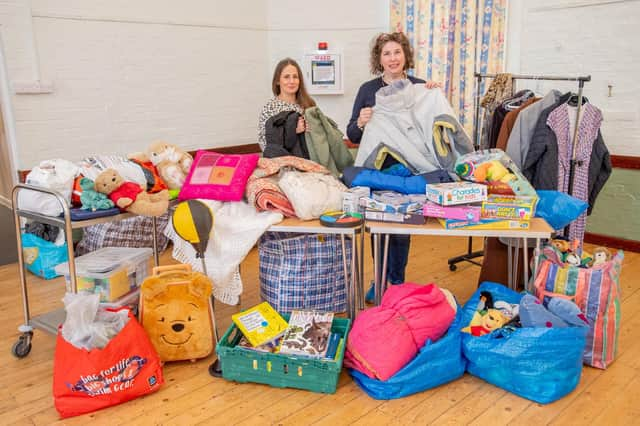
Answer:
448, 72, 591, 273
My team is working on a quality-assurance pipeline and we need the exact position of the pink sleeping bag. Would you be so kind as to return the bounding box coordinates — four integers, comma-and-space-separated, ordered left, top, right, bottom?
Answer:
344, 283, 455, 381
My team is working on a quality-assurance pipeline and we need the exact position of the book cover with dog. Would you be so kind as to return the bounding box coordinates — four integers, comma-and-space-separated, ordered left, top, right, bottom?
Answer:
279, 310, 334, 358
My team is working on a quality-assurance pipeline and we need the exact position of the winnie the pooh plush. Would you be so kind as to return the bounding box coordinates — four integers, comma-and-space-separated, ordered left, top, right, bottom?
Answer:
140, 265, 214, 362
94, 168, 169, 217
129, 141, 193, 190
462, 308, 508, 337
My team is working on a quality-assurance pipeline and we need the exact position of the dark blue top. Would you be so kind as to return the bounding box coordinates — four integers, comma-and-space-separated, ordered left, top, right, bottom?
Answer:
346, 75, 426, 144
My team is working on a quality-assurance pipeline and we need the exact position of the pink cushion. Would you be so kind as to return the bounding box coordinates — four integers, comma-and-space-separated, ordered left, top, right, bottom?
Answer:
178, 150, 259, 202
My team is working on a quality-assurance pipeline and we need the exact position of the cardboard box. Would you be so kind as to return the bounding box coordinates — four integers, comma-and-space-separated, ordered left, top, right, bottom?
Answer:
365, 210, 426, 225
425, 182, 488, 206
438, 218, 531, 230
423, 201, 481, 221
481, 195, 538, 221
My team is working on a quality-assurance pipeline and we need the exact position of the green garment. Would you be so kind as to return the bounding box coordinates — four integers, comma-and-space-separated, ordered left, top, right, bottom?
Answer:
304, 106, 354, 176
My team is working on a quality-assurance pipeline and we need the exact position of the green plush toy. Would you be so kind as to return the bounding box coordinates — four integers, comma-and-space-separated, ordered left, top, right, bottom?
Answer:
79, 177, 115, 211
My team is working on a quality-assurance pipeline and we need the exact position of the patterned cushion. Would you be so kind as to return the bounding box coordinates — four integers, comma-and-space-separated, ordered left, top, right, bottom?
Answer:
178, 150, 259, 202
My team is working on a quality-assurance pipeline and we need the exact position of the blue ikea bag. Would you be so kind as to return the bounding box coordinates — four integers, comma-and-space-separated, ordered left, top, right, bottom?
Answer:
349, 305, 465, 399
21, 232, 68, 280
462, 282, 588, 404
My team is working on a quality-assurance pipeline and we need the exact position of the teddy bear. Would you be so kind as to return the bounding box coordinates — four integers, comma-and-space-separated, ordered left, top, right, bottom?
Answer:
79, 177, 115, 211
129, 141, 193, 190
591, 247, 612, 267
94, 168, 169, 217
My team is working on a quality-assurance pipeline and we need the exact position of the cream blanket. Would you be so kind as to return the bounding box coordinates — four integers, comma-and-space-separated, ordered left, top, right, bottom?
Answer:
164, 200, 283, 305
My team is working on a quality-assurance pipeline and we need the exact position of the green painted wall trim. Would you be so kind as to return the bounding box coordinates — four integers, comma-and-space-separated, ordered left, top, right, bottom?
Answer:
586, 169, 640, 241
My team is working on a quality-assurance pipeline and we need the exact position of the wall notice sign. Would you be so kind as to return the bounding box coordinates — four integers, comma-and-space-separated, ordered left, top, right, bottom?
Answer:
302, 52, 343, 95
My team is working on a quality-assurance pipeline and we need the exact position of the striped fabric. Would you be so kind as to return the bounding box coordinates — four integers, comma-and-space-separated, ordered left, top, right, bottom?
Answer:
533, 248, 623, 369
258, 232, 350, 313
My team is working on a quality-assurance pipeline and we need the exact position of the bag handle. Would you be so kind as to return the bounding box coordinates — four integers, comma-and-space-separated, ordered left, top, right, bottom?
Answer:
152, 264, 192, 276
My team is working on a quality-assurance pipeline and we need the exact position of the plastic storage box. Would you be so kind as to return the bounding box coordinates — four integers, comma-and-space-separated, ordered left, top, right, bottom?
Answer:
217, 315, 351, 394
55, 247, 152, 302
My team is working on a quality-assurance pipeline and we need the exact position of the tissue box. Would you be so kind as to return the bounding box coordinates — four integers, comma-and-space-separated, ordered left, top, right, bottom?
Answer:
365, 210, 426, 225
342, 186, 370, 213
425, 182, 487, 206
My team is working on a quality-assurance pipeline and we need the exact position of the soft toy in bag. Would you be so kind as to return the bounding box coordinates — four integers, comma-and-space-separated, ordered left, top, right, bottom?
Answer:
140, 264, 214, 362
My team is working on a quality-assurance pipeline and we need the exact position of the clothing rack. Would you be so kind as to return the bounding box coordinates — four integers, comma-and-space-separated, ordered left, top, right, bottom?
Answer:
448, 72, 591, 273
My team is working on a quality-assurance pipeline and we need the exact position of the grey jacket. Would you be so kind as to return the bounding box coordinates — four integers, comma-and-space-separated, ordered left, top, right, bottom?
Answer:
355, 79, 458, 173
506, 90, 561, 169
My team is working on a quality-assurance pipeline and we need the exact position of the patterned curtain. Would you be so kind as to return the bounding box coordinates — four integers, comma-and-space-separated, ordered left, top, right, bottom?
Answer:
390, 0, 507, 135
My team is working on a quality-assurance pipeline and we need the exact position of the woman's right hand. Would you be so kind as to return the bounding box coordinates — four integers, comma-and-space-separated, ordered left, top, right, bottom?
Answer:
357, 107, 373, 130
296, 116, 306, 134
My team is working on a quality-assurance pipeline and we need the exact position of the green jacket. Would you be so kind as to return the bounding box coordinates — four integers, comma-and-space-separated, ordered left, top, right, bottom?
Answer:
304, 106, 353, 176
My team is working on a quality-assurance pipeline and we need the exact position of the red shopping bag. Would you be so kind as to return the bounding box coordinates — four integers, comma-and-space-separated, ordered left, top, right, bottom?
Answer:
53, 309, 164, 418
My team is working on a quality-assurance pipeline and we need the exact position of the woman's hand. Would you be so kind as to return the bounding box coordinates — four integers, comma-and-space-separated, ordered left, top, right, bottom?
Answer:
425, 80, 442, 89
296, 116, 307, 134
357, 107, 373, 130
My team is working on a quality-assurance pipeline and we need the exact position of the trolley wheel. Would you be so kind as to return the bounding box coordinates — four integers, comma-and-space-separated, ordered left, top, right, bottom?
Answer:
12, 333, 32, 358
449, 263, 457, 272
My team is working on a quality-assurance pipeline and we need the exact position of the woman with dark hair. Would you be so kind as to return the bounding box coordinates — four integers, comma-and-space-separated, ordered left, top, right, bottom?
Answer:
347, 32, 441, 302
258, 58, 316, 151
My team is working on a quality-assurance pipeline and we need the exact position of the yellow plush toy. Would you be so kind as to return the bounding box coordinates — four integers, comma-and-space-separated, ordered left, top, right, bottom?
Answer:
462, 308, 508, 336
140, 265, 214, 362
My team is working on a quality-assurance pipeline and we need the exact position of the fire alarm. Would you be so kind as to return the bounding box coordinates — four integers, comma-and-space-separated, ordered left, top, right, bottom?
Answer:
318, 42, 328, 51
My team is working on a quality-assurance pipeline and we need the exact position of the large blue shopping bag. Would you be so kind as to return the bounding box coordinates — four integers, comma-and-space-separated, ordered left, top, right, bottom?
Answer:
349, 306, 465, 400
461, 282, 588, 404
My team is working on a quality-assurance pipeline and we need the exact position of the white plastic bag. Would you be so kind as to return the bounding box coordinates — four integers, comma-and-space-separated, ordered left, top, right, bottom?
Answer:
61, 293, 130, 350
18, 159, 79, 215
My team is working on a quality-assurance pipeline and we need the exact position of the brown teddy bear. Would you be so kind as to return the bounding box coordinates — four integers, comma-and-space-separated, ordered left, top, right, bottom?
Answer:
94, 168, 169, 217
129, 141, 193, 190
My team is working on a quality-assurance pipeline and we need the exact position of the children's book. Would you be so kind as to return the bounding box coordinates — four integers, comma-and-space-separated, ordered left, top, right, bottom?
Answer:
279, 310, 334, 358
236, 336, 282, 353
231, 302, 288, 347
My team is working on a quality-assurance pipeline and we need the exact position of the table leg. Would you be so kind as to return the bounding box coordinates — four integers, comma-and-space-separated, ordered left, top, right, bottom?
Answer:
350, 230, 357, 318
152, 215, 159, 267
523, 237, 529, 292
340, 234, 354, 319
376, 234, 390, 306
507, 240, 513, 289
373, 233, 380, 305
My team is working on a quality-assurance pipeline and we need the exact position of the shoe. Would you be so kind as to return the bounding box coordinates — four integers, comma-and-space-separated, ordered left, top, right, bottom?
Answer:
365, 282, 375, 304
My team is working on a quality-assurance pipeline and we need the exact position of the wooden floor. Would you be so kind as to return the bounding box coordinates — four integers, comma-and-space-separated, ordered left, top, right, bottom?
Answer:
1, 236, 638, 425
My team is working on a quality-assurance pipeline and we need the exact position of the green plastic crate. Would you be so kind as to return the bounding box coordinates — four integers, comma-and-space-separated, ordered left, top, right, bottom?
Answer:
216, 314, 351, 394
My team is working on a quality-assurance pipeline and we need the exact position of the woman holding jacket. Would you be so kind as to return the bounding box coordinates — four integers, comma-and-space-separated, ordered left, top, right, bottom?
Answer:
258, 58, 316, 152
347, 32, 441, 302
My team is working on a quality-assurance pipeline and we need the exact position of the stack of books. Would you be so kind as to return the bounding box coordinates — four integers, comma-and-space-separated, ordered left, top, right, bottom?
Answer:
231, 302, 342, 360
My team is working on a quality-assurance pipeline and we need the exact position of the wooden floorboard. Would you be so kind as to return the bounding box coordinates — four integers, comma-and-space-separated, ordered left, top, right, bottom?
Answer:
0, 237, 638, 425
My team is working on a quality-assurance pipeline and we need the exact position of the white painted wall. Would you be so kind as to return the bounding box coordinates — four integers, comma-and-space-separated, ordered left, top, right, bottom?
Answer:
0, 0, 390, 170
267, 0, 389, 135
506, 0, 640, 156
1, 0, 271, 169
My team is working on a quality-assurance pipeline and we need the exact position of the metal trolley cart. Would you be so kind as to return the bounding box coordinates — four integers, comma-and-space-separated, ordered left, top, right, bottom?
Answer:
10, 183, 161, 358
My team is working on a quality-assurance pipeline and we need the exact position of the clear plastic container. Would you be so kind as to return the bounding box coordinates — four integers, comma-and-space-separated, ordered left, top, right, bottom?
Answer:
55, 247, 152, 302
